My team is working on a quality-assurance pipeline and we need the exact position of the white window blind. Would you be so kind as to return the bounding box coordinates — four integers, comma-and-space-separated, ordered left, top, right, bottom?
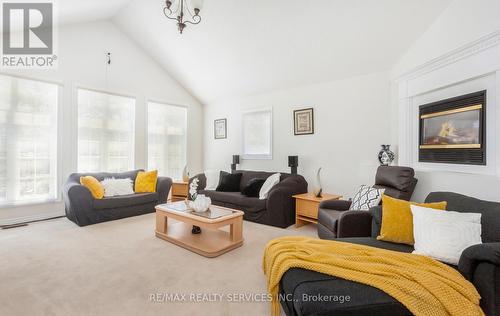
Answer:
77, 89, 135, 173
242, 108, 272, 159
0, 75, 58, 205
147, 102, 187, 179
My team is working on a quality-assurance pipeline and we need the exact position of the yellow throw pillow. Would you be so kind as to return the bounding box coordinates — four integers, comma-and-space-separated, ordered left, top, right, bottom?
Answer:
377, 194, 447, 245
80, 176, 104, 199
135, 170, 158, 193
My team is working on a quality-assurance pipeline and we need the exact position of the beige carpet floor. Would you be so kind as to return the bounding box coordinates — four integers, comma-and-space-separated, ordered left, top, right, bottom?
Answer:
0, 214, 316, 316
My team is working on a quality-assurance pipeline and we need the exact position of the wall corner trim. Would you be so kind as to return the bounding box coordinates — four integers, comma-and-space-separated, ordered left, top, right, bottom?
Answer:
396, 31, 500, 83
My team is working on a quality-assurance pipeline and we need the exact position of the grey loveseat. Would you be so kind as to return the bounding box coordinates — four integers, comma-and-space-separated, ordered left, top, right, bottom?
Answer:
190, 170, 308, 228
63, 170, 172, 226
280, 192, 500, 316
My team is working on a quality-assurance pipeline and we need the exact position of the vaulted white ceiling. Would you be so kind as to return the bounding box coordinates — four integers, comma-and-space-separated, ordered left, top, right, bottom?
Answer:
78, 1, 454, 104
0, 0, 133, 32
57, 0, 133, 25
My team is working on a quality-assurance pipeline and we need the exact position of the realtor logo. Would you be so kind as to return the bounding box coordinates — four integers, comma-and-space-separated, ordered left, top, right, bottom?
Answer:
1, 0, 57, 68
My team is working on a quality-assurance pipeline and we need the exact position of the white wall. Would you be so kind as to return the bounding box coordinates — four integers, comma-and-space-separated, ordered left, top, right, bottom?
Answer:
204, 72, 391, 198
391, 0, 500, 202
0, 21, 204, 224
392, 0, 500, 77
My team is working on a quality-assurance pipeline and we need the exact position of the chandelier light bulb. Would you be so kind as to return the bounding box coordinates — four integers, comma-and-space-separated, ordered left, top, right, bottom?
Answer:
190, 0, 204, 11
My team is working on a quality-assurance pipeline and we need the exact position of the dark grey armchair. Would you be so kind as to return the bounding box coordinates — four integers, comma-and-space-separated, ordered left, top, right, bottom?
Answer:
62, 169, 172, 226
317, 166, 417, 239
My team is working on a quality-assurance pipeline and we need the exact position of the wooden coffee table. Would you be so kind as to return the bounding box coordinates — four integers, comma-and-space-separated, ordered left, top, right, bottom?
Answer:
155, 202, 244, 258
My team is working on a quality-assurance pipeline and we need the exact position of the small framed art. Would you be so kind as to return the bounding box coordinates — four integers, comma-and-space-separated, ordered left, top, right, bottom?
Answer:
293, 108, 314, 135
214, 118, 227, 139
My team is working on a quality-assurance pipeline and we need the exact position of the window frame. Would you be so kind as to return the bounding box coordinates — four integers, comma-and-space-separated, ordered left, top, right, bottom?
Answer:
146, 99, 188, 179
75, 86, 137, 173
0, 73, 63, 208
241, 107, 273, 160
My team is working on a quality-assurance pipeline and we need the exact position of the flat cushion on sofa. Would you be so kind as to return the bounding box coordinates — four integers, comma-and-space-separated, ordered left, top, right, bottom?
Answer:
101, 178, 134, 197
236, 170, 276, 191
349, 185, 384, 210
241, 178, 265, 197
259, 173, 281, 199
426, 191, 500, 243
70, 170, 142, 183
216, 171, 242, 192
377, 195, 447, 245
411, 205, 482, 265
93, 192, 159, 210
204, 169, 220, 190
135, 170, 158, 193
80, 176, 104, 199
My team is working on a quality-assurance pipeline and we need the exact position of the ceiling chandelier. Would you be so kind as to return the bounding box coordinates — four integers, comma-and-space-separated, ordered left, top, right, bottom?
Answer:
163, 0, 203, 34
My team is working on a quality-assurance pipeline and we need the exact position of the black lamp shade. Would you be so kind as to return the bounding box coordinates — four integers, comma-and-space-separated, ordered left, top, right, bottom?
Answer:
232, 155, 240, 164
288, 156, 298, 167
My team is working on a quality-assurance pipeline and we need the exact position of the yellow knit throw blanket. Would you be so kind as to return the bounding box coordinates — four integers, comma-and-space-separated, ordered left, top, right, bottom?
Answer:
262, 236, 484, 316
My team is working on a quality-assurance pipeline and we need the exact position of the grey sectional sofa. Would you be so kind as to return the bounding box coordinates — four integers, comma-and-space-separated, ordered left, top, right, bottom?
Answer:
280, 192, 500, 316
62, 170, 172, 226
190, 170, 308, 228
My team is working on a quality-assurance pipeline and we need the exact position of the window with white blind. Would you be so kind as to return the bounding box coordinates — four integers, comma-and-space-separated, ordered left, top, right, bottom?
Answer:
77, 89, 135, 173
147, 102, 187, 179
0, 75, 59, 205
242, 108, 273, 159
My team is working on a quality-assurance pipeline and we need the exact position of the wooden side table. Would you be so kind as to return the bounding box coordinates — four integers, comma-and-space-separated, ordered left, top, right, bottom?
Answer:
293, 192, 342, 227
170, 181, 189, 202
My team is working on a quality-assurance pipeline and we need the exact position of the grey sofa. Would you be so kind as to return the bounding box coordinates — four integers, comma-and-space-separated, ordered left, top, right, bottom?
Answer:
280, 192, 500, 316
190, 170, 308, 228
63, 170, 172, 226
317, 166, 417, 239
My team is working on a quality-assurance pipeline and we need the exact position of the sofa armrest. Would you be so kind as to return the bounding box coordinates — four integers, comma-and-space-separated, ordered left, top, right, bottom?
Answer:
458, 242, 500, 280
319, 199, 352, 211
337, 211, 373, 238
268, 176, 307, 197
459, 243, 500, 316
62, 181, 94, 226
266, 176, 308, 228
156, 176, 172, 204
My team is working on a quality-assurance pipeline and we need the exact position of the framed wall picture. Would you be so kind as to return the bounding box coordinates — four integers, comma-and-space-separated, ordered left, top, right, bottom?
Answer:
214, 118, 227, 139
294, 108, 314, 135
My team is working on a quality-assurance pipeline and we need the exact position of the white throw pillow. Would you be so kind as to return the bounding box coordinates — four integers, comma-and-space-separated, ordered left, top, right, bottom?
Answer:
349, 185, 384, 210
411, 205, 482, 265
204, 170, 220, 190
101, 178, 134, 197
259, 173, 281, 200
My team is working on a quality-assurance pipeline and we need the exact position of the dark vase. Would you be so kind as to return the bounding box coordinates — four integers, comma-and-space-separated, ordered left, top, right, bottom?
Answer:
378, 145, 395, 166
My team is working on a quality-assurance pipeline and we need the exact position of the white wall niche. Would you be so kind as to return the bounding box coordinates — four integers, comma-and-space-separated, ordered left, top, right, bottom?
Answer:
397, 31, 500, 177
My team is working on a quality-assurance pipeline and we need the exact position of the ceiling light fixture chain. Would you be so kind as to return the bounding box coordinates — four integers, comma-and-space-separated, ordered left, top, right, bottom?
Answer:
163, 0, 203, 34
